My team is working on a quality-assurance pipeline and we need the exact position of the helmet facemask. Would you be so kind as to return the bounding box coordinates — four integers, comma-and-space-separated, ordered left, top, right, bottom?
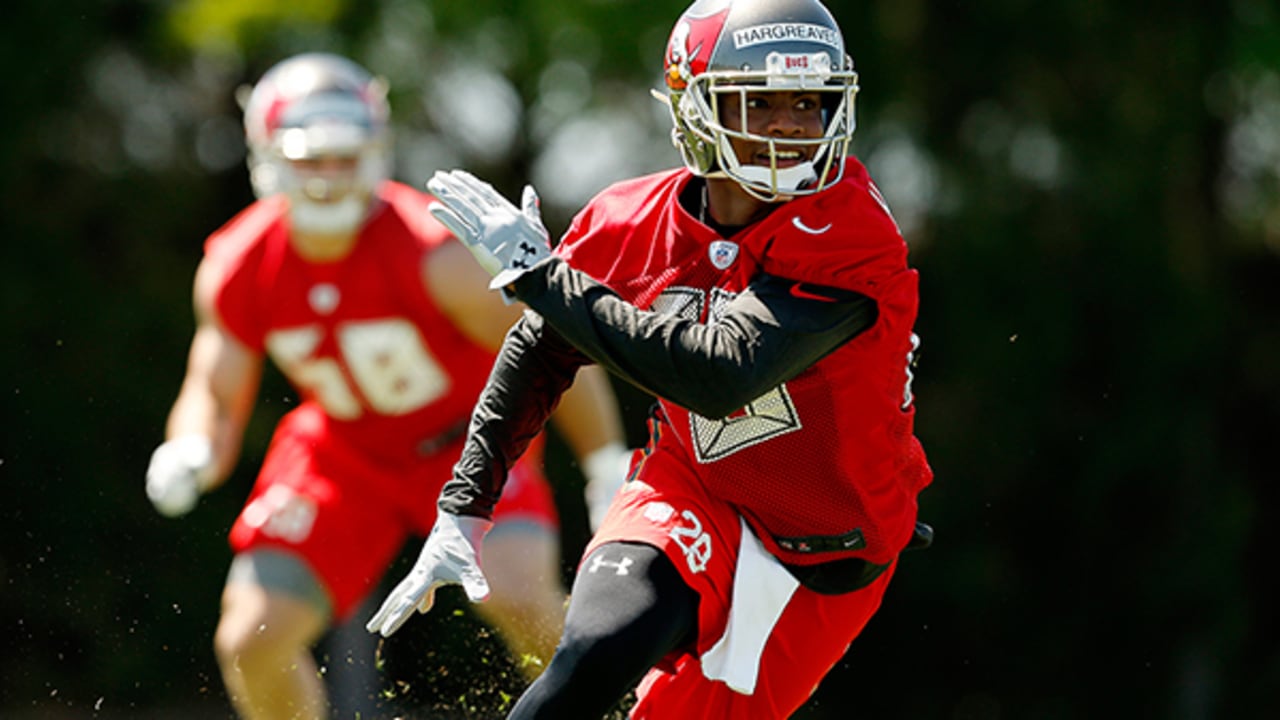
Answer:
674, 54, 858, 201
265, 111, 389, 236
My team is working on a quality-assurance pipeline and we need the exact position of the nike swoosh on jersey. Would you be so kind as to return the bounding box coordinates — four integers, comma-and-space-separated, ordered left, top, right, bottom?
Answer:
789, 283, 835, 302
791, 217, 833, 234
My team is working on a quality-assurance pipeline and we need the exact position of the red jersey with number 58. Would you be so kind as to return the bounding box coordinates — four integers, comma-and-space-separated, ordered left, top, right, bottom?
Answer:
202, 181, 497, 476
557, 158, 932, 566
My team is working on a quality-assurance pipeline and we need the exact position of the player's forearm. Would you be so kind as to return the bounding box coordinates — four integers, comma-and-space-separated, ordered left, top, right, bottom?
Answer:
164, 385, 245, 488
509, 258, 877, 419
164, 326, 260, 487
438, 314, 587, 518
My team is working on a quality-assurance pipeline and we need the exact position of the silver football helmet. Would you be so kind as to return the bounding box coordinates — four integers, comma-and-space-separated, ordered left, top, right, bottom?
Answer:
659, 0, 859, 200
241, 53, 391, 234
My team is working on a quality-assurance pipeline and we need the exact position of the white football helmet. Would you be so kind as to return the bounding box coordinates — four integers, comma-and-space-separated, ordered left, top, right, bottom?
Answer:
659, 0, 859, 200
241, 52, 391, 234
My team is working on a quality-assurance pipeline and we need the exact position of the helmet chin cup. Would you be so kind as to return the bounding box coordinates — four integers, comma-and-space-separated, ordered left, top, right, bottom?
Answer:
732, 162, 819, 199
289, 195, 367, 235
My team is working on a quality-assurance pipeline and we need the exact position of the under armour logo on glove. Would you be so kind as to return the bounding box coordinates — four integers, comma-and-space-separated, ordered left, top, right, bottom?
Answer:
512, 240, 544, 269
426, 169, 552, 290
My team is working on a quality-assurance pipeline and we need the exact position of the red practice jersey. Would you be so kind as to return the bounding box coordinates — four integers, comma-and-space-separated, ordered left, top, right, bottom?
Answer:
203, 181, 498, 482
557, 158, 932, 567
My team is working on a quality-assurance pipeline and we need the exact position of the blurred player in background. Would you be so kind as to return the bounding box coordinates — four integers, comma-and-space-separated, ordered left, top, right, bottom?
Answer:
366, 0, 933, 717
144, 52, 630, 720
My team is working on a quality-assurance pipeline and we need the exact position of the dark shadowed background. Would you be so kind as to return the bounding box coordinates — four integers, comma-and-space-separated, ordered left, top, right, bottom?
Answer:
3, 1, 1278, 718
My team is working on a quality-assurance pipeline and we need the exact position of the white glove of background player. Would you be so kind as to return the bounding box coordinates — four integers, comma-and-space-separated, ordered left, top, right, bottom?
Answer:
366, 511, 493, 637
145, 435, 215, 517
426, 169, 552, 290
582, 442, 632, 532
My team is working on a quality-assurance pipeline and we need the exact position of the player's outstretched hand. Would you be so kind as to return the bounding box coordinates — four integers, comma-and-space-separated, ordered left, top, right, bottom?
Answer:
426, 169, 551, 290
145, 435, 215, 517
366, 511, 493, 638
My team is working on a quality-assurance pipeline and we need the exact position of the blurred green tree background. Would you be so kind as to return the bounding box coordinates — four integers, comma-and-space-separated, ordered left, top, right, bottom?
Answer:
2, 0, 1277, 718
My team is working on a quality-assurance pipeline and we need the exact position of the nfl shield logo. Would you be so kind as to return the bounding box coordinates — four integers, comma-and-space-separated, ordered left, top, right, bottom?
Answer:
308, 283, 340, 315
708, 240, 739, 270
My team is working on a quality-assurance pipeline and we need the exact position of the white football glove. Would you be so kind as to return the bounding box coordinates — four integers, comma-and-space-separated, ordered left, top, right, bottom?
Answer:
426, 169, 552, 290
365, 511, 493, 638
582, 442, 632, 532
145, 435, 215, 518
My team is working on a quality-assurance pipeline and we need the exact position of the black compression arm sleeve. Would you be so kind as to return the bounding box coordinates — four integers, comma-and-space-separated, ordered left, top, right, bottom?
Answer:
438, 312, 587, 518
509, 257, 879, 419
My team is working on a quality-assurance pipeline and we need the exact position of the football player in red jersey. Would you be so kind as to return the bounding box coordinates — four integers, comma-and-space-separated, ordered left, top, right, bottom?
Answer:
144, 53, 630, 720
367, 0, 934, 717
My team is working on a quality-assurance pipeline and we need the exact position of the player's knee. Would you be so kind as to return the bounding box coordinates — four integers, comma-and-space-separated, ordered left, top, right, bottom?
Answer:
213, 599, 306, 674
548, 629, 627, 687
213, 613, 277, 671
